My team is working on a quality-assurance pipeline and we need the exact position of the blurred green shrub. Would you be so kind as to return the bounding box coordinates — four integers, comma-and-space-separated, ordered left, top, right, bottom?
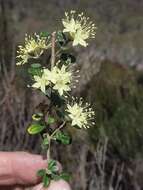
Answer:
82, 60, 143, 160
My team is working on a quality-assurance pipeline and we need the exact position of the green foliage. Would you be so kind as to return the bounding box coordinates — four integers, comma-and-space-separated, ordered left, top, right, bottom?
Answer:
31, 63, 42, 68
27, 124, 46, 135
37, 169, 46, 177
48, 160, 57, 173
17, 10, 96, 188
37, 169, 51, 187
40, 31, 50, 38
28, 65, 42, 76
43, 138, 49, 145
32, 113, 43, 121
41, 135, 50, 150
37, 159, 71, 187
46, 116, 56, 125
43, 173, 50, 187
59, 172, 71, 181
54, 131, 71, 145
85, 60, 143, 159
56, 31, 69, 47
51, 172, 71, 181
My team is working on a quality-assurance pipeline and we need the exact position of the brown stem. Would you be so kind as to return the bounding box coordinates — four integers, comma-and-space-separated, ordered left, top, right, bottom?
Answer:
51, 31, 56, 69
51, 121, 66, 138
47, 136, 51, 161
47, 121, 66, 161
47, 31, 56, 160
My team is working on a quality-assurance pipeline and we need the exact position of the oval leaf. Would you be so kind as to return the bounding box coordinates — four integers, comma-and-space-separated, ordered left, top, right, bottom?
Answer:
37, 169, 46, 177
28, 67, 42, 76
56, 31, 67, 46
55, 131, 71, 145
32, 113, 43, 121
59, 172, 71, 182
48, 159, 57, 172
46, 116, 56, 125
27, 124, 45, 135
40, 31, 50, 38
31, 63, 41, 68
43, 174, 50, 187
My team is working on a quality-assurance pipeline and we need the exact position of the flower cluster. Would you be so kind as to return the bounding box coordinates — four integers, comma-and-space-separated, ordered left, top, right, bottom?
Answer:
32, 64, 72, 96
49, 65, 72, 96
17, 11, 96, 131
66, 98, 95, 129
17, 34, 50, 65
62, 10, 97, 47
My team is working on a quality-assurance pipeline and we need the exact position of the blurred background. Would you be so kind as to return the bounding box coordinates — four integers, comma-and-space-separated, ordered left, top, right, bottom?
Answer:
0, 0, 143, 189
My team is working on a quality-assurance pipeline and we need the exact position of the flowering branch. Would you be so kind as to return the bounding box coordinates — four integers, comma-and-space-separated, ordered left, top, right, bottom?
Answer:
16, 10, 96, 188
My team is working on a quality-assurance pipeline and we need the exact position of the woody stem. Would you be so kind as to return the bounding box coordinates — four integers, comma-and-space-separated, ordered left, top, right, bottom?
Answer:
51, 31, 56, 69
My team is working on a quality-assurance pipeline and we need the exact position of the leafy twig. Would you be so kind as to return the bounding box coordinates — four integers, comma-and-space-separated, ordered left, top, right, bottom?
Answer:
47, 121, 66, 160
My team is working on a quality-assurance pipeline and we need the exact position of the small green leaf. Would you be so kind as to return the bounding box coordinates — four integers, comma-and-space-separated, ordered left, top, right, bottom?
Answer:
46, 116, 55, 125
56, 31, 67, 46
59, 172, 71, 182
41, 137, 49, 150
51, 173, 71, 182
31, 63, 41, 68
41, 143, 48, 150
48, 160, 57, 173
43, 174, 50, 187
37, 169, 46, 177
32, 113, 43, 121
27, 124, 45, 135
28, 67, 42, 76
43, 138, 49, 145
40, 31, 50, 38
51, 174, 60, 181
48, 160, 57, 170
61, 53, 76, 64
55, 131, 71, 145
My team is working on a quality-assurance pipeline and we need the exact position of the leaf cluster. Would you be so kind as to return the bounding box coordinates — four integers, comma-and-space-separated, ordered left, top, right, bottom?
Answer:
37, 159, 71, 187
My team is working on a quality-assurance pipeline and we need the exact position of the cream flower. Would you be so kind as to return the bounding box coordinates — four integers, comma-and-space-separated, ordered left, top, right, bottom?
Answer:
43, 68, 53, 81
32, 72, 50, 93
17, 34, 50, 65
53, 75, 71, 96
45, 65, 72, 96
62, 11, 97, 47
37, 64, 72, 96
72, 29, 89, 47
62, 11, 81, 33
66, 98, 95, 129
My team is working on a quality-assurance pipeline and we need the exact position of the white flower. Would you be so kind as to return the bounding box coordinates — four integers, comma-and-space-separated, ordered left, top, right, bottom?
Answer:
17, 33, 50, 65
43, 68, 53, 81
32, 64, 73, 96
48, 65, 72, 96
66, 98, 95, 129
72, 29, 89, 47
53, 77, 71, 96
62, 11, 97, 47
62, 11, 81, 34
32, 72, 50, 93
